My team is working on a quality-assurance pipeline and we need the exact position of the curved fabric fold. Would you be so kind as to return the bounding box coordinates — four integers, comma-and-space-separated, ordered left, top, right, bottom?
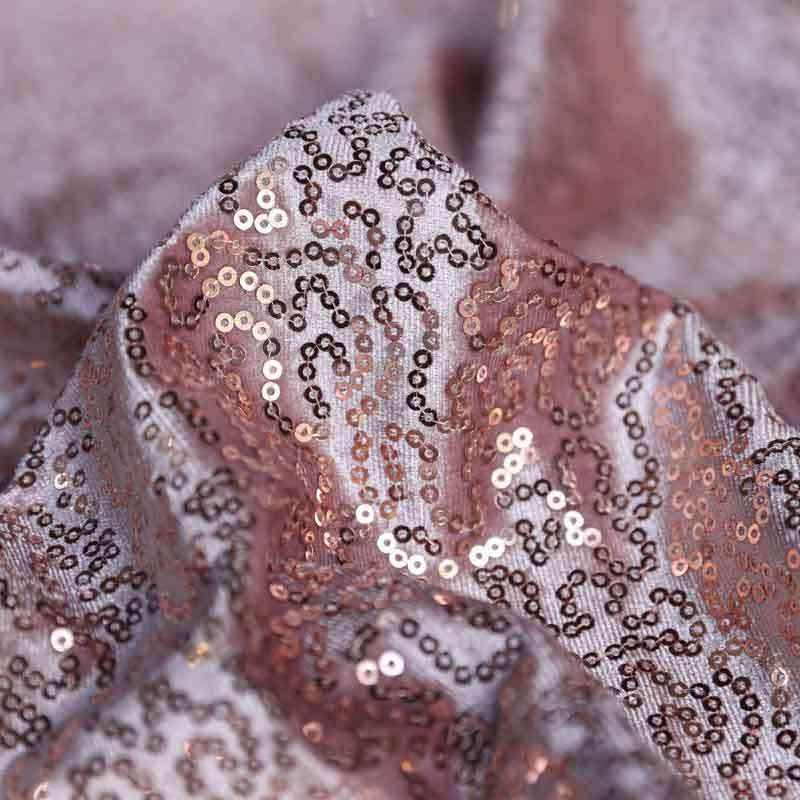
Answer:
1, 90, 798, 799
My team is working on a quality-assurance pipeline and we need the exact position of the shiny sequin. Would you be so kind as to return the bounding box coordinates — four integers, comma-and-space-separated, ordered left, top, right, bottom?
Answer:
49, 627, 74, 653
355, 504, 375, 524
256, 283, 275, 305
257, 189, 276, 210
218, 265, 238, 286
546, 490, 566, 510
262, 360, 283, 380
214, 312, 234, 332
239, 270, 259, 291
407, 554, 427, 575
355, 659, 379, 686
377, 651, 405, 678
261, 381, 280, 401
254, 213, 273, 235
233, 208, 254, 230
251, 320, 271, 341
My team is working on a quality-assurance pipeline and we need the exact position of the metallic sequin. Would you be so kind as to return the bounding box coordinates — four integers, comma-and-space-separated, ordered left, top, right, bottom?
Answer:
262, 360, 283, 380
583, 528, 602, 547
261, 382, 280, 401
355, 504, 375, 524
256, 189, 276, 210
254, 213, 273, 235
563, 510, 584, 530
239, 270, 259, 291
355, 659, 379, 686
468, 545, 489, 567
251, 321, 271, 341
234, 310, 254, 331
407, 554, 427, 576
491, 468, 512, 489
233, 208, 254, 231
50, 627, 74, 653
268, 207, 289, 228
546, 490, 566, 511
512, 426, 533, 449
214, 312, 234, 333
218, 265, 238, 286
377, 650, 405, 678
256, 283, 275, 305
389, 549, 408, 568
438, 559, 458, 579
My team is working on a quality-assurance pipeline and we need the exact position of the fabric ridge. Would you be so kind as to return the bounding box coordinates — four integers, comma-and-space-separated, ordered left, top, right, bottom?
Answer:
0, 90, 798, 800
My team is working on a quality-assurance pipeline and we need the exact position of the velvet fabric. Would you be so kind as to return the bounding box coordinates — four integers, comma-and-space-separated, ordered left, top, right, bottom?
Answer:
1, 5, 799, 799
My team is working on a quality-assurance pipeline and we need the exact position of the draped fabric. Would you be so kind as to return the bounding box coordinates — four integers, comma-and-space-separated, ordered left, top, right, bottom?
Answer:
1, 87, 799, 800
2, 1, 799, 426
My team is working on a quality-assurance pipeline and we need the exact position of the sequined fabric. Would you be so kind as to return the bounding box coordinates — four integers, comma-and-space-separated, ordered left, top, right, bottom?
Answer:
1, 90, 799, 799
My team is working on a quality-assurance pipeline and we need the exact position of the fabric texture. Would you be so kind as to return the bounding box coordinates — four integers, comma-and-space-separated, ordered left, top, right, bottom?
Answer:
1, 89, 799, 799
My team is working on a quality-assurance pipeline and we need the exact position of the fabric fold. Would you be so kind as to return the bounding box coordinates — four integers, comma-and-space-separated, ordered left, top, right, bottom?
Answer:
1, 90, 798, 799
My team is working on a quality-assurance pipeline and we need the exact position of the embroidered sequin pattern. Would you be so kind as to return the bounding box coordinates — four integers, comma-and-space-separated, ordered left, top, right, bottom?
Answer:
1, 91, 798, 800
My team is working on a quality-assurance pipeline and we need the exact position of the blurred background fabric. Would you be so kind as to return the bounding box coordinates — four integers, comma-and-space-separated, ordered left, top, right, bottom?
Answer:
1, 0, 798, 425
